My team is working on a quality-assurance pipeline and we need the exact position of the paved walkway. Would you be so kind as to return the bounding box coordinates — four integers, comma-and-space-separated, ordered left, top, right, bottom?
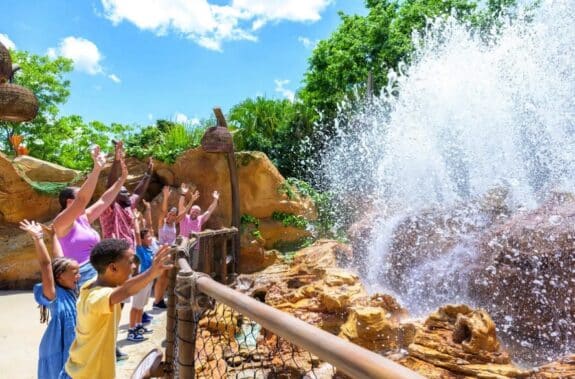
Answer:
0, 290, 167, 379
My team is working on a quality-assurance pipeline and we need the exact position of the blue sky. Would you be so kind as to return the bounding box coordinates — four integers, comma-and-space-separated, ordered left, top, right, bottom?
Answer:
0, 0, 367, 128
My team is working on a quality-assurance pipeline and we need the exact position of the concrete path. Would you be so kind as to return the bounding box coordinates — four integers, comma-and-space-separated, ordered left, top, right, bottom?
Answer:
0, 290, 167, 379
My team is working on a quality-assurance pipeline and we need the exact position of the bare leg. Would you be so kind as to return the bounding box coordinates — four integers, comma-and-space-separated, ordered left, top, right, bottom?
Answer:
154, 270, 169, 304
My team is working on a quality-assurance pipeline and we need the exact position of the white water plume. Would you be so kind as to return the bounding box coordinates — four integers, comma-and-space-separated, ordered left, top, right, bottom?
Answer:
322, 0, 575, 365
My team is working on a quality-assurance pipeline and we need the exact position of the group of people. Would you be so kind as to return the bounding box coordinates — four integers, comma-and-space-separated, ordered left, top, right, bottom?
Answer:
22, 141, 220, 378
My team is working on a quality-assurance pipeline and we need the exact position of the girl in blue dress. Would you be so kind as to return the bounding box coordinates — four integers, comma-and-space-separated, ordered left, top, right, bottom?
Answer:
20, 220, 80, 379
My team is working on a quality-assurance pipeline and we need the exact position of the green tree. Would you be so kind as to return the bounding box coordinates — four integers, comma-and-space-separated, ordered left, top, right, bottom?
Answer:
228, 97, 316, 177
1, 50, 129, 170
300, 0, 481, 125
1, 50, 73, 151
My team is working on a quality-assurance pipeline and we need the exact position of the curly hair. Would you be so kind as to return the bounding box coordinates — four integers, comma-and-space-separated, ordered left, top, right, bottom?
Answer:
90, 239, 131, 274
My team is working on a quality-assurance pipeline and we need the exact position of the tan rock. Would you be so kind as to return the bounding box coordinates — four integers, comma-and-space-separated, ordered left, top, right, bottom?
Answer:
403, 304, 529, 378
339, 306, 402, 352
258, 218, 310, 250
155, 149, 315, 228
13, 155, 79, 183
0, 152, 60, 224
532, 354, 575, 378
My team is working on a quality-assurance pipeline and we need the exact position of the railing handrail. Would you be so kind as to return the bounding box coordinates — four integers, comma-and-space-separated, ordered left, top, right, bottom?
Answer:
174, 251, 425, 379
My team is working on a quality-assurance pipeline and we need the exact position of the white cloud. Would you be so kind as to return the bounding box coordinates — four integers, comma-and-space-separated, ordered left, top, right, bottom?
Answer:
190, 117, 200, 126
174, 112, 189, 123
108, 73, 121, 83
147, 113, 154, 121
100, 0, 333, 51
274, 79, 295, 102
48, 36, 103, 74
298, 36, 316, 49
0, 33, 16, 50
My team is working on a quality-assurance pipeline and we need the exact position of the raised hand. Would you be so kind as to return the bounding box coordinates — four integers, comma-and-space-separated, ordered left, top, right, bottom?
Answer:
114, 140, 124, 161
192, 190, 200, 202
180, 182, 190, 195
19, 219, 44, 240
147, 157, 154, 172
150, 245, 174, 275
212, 190, 220, 200
142, 199, 151, 209
120, 158, 129, 181
162, 185, 172, 199
91, 145, 107, 170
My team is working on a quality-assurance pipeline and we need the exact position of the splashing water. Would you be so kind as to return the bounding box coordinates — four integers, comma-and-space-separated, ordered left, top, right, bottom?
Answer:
322, 0, 575, 365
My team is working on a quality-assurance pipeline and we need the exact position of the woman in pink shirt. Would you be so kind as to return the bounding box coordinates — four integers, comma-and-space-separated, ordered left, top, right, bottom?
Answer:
53, 146, 128, 287
178, 183, 219, 238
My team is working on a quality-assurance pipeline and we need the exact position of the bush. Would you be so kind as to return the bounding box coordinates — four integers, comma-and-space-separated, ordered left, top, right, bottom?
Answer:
124, 119, 207, 164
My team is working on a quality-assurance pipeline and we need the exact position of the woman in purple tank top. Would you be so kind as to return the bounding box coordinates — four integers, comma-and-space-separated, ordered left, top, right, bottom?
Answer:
53, 146, 129, 287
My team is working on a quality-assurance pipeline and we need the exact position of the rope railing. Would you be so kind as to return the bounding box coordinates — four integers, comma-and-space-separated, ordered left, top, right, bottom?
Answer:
134, 235, 425, 379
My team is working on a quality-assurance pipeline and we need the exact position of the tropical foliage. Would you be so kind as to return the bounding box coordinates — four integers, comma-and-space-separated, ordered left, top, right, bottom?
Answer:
123, 119, 209, 164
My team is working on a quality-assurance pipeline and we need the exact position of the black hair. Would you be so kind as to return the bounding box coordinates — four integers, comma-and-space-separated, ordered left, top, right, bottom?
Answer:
140, 228, 150, 240
39, 257, 77, 324
90, 239, 131, 274
58, 187, 77, 210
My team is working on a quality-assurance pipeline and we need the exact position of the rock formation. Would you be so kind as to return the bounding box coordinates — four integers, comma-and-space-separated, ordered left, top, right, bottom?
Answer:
0, 149, 315, 288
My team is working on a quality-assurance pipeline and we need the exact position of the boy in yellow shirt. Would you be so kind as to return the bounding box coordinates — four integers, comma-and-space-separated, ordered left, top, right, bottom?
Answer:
59, 239, 172, 379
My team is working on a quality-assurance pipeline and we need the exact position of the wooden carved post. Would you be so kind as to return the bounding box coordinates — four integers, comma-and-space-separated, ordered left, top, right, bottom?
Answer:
175, 269, 196, 379
164, 255, 179, 378
200, 107, 241, 275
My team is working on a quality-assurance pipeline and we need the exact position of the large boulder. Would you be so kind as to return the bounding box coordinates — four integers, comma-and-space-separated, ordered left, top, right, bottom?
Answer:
469, 195, 575, 364
0, 152, 60, 224
13, 155, 79, 183
399, 304, 528, 378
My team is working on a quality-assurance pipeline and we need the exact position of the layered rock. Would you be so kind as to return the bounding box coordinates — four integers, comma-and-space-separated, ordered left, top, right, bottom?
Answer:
232, 240, 574, 378
0, 149, 315, 287
400, 305, 528, 378
0, 152, 60, 224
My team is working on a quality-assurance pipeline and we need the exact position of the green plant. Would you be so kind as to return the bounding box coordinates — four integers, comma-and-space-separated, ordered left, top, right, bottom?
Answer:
240, 214, 262, 239
272, 212, 308, 229
240, 214, 260, 227
278, 181, 297, 200
124, 119, 208, 164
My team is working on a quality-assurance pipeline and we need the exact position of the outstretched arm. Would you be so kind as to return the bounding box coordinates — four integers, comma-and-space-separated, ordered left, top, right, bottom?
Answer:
40, 224, 63, 259
142, 199, 154, 236
20, 220, 55, 301
130, 157, 154, 208
134, 210, 142, 246
85, 159, 129, 223
176, 184, 200, 223
106, 141, 123, 188
53, 146, 106, 238
109, 245, 173, 305
157, 185, 171, 232
201, 191, 220, 223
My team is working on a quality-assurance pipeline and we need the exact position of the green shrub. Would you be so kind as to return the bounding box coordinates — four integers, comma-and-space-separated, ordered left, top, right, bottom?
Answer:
272, 212, 308, 229
124, 120, 207, 164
